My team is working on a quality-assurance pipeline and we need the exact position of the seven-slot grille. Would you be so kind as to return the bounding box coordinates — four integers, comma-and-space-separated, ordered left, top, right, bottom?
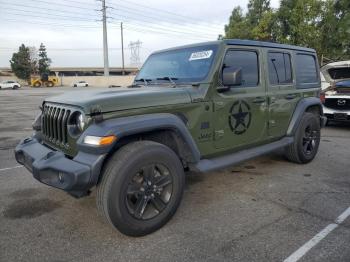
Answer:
42, 104, 71, 145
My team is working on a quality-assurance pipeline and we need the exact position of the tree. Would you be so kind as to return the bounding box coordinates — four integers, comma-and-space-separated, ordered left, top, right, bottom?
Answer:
224, 7, 252, 39
224, 0, 274, 41
38, 43, 51, 76
251, 10, 278, 41
223, 0, 350, 62
9, 44, 32, 81
247, 0, 271, 26
277, 0, 323, 50
319, 0, 350, 61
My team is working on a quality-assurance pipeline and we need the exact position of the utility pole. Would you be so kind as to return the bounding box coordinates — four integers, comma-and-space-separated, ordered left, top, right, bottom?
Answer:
121, 22, 125, 75
101, 0, 109, 76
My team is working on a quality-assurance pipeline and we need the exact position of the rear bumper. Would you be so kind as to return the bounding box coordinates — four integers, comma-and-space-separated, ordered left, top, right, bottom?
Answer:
15, 137, 106, 197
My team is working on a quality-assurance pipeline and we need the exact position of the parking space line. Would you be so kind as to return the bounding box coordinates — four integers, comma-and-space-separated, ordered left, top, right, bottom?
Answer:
284, 206, 350, 262
0, 165, 23, 172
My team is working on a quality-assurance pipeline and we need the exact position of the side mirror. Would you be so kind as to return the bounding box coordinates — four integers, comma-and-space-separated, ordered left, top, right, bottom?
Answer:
222, 67, 242, 87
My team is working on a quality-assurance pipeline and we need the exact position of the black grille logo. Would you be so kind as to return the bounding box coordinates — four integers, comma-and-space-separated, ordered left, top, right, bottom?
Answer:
337, 99, 346, 106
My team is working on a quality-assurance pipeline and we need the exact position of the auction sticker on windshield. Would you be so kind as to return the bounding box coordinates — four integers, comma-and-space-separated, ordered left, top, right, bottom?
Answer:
189, 50, 213, 61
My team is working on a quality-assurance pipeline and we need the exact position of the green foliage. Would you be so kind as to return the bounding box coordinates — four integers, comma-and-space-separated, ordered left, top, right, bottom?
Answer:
224, 0, 350, 62
9, 44, 32, 81
38, 43, 51, 76
225, 7, 252, 39
247, 0, 271, 26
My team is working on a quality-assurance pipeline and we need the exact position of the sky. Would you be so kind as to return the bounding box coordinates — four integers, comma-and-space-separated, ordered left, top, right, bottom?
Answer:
0, 0, 280, 67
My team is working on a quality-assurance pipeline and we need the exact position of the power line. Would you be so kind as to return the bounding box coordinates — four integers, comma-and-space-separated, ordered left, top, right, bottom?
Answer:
108, 16, 216, 39
61, 0, 224, 28
0, 47, 130, 51
106, 5, 221, 34
9, 0, 95, 11
107, 0, 224, 28
0, 1, 97, 17
1, 0, 221, 38
1, 18, 100, 28
108, 7, 220, 36
2, 9, 98, 22
121, 24, 212, 41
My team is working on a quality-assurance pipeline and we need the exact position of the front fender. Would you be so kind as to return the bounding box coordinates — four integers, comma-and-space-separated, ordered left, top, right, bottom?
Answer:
77, 113, 201, 162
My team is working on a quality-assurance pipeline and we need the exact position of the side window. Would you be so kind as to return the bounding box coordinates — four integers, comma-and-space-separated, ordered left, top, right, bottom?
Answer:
223, 50, 259, 87
296, 54, 318, 84
268, 52, 292, 84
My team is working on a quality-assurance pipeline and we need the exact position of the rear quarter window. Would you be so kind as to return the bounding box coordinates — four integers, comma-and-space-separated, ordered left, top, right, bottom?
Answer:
295, 53, 319, 88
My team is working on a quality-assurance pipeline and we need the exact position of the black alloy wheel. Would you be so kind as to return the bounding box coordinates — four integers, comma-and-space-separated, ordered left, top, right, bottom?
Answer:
302, 124, 318, 155
126, 164, 173, 220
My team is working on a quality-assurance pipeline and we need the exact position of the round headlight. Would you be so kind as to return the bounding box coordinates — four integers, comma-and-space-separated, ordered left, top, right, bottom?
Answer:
68, 111, 86, 137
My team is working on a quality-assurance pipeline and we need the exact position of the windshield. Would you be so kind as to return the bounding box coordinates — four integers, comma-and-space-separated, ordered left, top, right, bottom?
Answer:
136, 44, 218, 84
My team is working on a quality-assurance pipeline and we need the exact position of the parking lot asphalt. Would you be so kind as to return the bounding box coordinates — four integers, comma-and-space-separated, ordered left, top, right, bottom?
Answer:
0, 86, 350, 262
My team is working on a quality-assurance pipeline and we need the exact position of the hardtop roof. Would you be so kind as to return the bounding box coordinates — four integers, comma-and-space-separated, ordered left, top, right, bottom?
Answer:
223, 39, 316, 53
152, 39, 316, 55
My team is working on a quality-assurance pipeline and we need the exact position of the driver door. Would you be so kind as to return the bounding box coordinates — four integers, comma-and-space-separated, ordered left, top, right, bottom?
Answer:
212, 47, 269, 150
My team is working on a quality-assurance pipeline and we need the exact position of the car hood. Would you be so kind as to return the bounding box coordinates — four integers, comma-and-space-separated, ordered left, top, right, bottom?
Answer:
45, 86, 193, 114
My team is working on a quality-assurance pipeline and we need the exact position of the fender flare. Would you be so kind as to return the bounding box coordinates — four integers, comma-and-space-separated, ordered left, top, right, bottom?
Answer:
287, 97, 323, 136
77, 113, 201, 163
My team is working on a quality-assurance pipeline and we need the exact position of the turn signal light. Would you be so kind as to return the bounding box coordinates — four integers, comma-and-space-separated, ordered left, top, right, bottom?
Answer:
83, 135, 117, 146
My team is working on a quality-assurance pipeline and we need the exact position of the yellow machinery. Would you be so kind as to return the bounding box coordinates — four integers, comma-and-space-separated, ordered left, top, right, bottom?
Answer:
31, 75, 59, 87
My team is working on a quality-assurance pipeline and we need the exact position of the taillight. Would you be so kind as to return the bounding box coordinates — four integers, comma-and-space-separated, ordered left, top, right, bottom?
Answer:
320, 92, 325, 104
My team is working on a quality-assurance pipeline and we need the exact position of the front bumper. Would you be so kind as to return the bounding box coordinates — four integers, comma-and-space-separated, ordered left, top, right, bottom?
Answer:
323, 106, 350, 122
15, 137, 106, 197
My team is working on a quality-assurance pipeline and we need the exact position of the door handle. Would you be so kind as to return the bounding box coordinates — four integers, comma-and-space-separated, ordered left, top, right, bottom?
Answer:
285, 94, 297, 100
253, 97, 266, 103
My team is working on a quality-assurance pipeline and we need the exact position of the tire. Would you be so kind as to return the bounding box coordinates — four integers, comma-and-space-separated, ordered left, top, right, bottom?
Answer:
85, 84, 88, 87
34, 82, 41, 87
74, 84, 77, 87
285, 112, 321, 164
12, 85, 19, 89
46, 81, 54, 87
97, 141, 185, 236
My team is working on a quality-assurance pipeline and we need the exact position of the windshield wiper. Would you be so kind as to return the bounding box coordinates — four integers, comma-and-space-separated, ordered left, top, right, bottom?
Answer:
134, 78, 152, 86
156, 76, 178, 87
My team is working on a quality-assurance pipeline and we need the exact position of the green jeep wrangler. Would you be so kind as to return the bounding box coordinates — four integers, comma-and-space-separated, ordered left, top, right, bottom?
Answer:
15, 39, 326, 236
